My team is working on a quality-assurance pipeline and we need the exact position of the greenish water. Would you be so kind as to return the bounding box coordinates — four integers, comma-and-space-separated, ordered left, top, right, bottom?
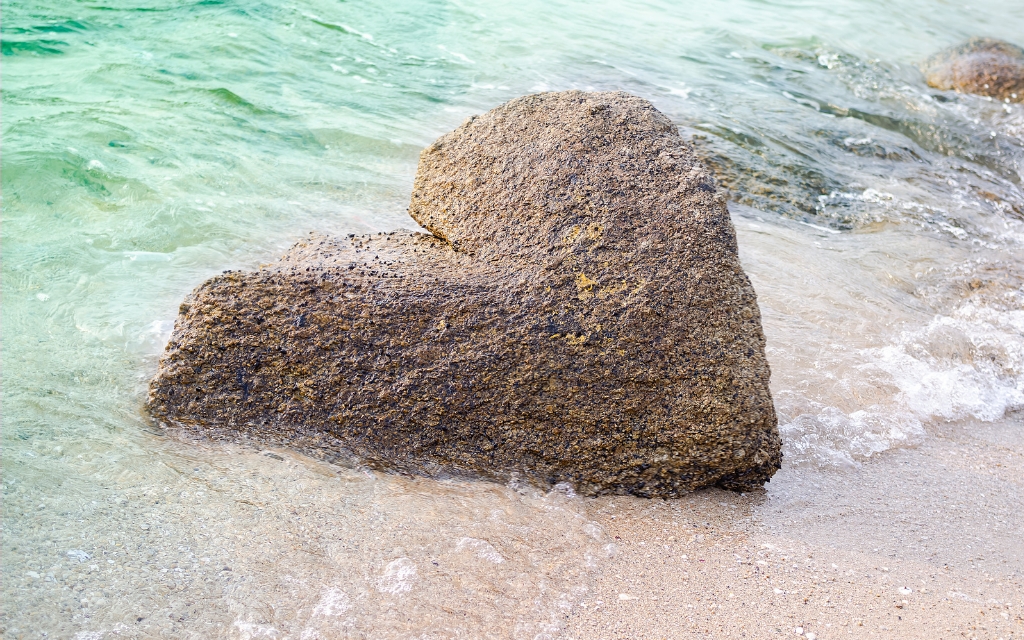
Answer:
3, 0, 1024, 637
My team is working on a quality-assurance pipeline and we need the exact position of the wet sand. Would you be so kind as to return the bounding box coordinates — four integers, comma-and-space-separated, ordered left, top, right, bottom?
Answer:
4, 399, 1021, 640
565, 413, 1024, 639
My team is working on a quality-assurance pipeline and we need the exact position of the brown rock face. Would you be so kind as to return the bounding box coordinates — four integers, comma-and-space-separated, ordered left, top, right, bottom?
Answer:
147, 91, 781, 497
922, 38, 1024, 101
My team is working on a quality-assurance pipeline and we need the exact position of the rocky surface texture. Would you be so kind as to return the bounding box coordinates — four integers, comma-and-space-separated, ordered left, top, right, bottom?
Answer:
923, 38, 1024, 101
147, 90, 781, 496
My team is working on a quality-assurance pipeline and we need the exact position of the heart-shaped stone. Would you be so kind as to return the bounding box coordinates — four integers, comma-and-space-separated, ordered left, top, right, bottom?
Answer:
147, 90, 781, 496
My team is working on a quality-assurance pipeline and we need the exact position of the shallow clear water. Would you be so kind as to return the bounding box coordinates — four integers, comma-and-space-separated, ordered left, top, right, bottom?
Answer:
3, 0, 1023, 637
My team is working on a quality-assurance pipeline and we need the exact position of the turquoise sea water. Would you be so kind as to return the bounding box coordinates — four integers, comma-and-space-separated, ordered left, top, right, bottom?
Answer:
4, 0, 1024, 637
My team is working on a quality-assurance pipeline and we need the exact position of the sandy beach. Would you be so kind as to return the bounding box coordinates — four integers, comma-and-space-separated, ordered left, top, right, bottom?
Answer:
566, 414, 1024, 639
5, 413, 1020, 639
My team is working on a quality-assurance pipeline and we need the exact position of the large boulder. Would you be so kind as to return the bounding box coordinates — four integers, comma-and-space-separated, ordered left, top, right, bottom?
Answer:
922, 38, 1024, 101
147, 91, 781, 497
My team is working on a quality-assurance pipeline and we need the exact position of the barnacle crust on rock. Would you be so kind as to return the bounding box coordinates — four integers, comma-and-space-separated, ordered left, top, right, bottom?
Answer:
147, 90, 782, 497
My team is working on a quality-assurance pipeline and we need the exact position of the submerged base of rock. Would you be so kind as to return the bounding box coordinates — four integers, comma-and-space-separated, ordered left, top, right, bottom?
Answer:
148, 91, 782, 497
923, 38, 1024, 101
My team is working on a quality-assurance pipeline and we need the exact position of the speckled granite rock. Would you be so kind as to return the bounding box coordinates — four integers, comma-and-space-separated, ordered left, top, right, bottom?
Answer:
147, 90, 781, 496
923, 38, 1024, 101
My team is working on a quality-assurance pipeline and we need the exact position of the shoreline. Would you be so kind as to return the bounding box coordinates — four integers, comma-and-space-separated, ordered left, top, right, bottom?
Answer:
3, 410, 1021, 638
565, 413, 1024, 639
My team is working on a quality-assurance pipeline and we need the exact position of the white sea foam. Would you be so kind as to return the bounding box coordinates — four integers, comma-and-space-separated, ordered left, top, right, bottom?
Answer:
233, 621, 280, 639
874, 304, 1024, 422
456, 537, 505, 564
778, 401, 925, 468
778, 295, 1024, 467
311, 587, 351, 617
376, 557, 417, 595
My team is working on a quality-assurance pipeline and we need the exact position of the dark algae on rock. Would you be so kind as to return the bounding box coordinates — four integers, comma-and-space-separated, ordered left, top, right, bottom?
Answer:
923, 38, 1024, 102
147, 91, 782, 497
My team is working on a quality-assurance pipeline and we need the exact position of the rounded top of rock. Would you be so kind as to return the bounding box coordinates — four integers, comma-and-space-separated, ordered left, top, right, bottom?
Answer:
922, 37, 1024, 101
409, 90, 723, 271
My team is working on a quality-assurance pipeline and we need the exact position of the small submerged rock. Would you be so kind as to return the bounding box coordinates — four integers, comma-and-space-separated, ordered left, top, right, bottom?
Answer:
147, 90, 781, 497
922, 38, 1024, 101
